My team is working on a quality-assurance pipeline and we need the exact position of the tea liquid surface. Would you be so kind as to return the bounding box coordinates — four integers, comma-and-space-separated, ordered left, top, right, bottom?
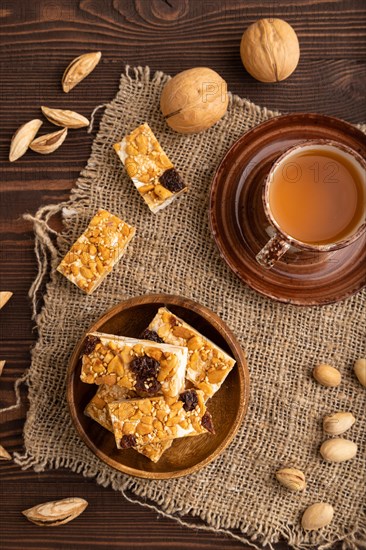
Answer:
269, 149, 365, 245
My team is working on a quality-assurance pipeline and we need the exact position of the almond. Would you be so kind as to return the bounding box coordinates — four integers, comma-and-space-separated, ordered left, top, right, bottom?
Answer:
22, 498, 88, 526
0, 291, 13, 309
41, 106, 89, 128
62, 51, 102, 93
30, 128, 67, 154
9, 120, 42, 161
0, 444, 12, 461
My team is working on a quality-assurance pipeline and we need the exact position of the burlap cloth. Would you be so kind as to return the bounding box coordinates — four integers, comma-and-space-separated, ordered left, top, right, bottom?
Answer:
10, 67, 366, 549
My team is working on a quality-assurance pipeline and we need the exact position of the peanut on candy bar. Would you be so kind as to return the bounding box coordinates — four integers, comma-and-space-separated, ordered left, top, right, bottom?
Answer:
84, 384, 135, 431
148, 308, 236, 399
80, 332, 187, 399
108, 389, 214, 450
84, 384, 172, 462
57, 209, 135, 294
114, 123, 188, 213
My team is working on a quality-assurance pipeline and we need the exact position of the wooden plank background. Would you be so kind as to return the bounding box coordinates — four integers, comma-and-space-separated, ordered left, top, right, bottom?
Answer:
0, 1, 365, 548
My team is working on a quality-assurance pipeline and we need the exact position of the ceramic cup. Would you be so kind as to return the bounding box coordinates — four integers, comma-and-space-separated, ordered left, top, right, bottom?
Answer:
256, 139, 366, 269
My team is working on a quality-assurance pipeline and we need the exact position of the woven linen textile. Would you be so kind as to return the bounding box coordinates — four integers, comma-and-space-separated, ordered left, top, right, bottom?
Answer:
14, 67, 365, 550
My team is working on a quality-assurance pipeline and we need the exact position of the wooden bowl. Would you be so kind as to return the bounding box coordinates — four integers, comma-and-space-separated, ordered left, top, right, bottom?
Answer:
67, 294, 249, 479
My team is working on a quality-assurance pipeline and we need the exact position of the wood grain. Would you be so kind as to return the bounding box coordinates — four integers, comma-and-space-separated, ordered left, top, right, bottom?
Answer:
0, 0, 364, 548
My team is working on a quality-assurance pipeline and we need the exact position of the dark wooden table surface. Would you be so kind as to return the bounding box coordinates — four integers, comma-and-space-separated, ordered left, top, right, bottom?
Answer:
0, 1, 365, 548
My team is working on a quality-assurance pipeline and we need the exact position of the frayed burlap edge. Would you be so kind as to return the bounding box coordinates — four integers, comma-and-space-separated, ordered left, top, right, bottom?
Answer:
5, 66, 366, 550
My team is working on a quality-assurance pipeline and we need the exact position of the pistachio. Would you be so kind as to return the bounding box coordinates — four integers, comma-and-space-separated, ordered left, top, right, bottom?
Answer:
0, 360, 5, 377
320, 438, 357, 462
22, 497, 88, 526
30, 128, 67, 154
41, 106, 89, 129
323, 412, 355, 436
354, 358, 366, 388
0, 444, 12, 460
275, 468, 306, 491
301, 502, 334, 531
313, 364, 341, 387
62, 51, 102, 93
0, 291, 13, 309
9, 119, 42, 161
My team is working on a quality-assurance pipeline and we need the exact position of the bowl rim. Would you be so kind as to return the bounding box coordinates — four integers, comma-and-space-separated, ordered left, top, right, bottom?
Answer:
66, 293, 250, 479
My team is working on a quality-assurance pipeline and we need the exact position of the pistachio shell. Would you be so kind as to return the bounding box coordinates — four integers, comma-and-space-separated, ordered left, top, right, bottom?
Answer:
354, 358, 366, 387
301, 502, 334, 531
313, 364, 341, 387
323, 412, 355, 436
0, 360, 5, 377
9, 119, 43, 161
275, 468, 306, 491
320, 438, 357, 462
22, 497, 88, 526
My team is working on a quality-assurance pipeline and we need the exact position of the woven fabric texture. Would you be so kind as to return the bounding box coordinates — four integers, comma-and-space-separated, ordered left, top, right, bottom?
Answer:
14, 67, 366, 550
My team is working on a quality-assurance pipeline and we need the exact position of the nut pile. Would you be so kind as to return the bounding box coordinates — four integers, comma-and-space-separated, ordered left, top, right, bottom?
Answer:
9, 51, 101, 161
274, 357, 364, 531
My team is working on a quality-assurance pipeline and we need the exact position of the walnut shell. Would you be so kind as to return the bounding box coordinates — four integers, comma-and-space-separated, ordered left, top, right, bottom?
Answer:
240, 18, 300, 83
160, 67, 228, 134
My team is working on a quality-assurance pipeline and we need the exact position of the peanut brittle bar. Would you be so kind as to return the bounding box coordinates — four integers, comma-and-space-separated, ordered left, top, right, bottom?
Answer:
148, 308, 236, 399
108, 389, 214, 450
57, 209, 135, 294
84, 384, 135, 431
84, 384, 172, 462
80, 332, 187, 399
114, 123, 188, 213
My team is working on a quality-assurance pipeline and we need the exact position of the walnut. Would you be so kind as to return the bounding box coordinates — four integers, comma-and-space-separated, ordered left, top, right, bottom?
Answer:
160, 67, 228, 134
240, 18, 300, 83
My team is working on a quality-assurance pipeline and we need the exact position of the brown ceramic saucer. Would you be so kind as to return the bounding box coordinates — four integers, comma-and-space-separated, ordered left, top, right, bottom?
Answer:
67, 294, 249, 479
210, 113, 366, 305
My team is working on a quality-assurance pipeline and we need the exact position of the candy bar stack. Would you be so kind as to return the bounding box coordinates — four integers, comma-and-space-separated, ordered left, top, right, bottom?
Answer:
81, 308, 236, 462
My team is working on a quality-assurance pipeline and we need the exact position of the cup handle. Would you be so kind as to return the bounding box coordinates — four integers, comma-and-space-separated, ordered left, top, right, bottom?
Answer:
256, 233, 291, 269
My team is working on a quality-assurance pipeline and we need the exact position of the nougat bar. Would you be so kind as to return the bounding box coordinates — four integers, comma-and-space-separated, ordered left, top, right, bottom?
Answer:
84, 384, 135, 431
57, 209, 135, 294
108, 389, 214, 450
80, 332, 187, 399
148, 308, 236, 399
114, 123, 188, 213
84, 384, 172, 462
